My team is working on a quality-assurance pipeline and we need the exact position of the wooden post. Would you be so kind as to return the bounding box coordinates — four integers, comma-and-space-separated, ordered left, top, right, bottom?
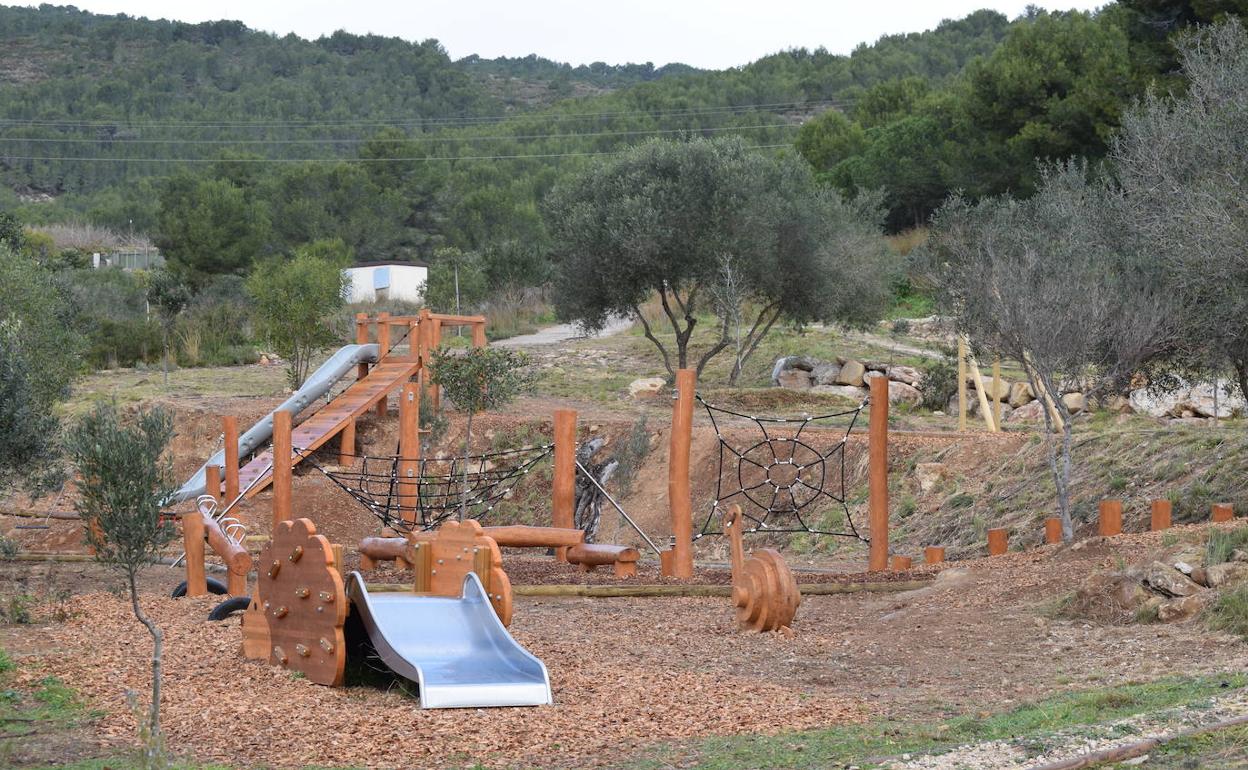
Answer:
223, 415, 239, 503
552, 409, 577, 562
924, 546, 945, 564
375, 312, 391, 417
1044, 517, 1063, 544
205, 464, 222, 506
272, 409, 293, 529
471, 321, 487, 348
987, 527, 1008, 556
1151, 500, 1173, 531
868, 375, 890, 572
958, 337, 968, 432
1098, 499, 1123, 536
183, 511, 207, 597
992, 357, 1002, 428
890, 555, 912, 572
398, 383, 420, 524
338, 418, 355, 466
1213, 503, 1234, 523
664, 369, 696, 578
966, 353, 997, 432
355, 312, 369, 382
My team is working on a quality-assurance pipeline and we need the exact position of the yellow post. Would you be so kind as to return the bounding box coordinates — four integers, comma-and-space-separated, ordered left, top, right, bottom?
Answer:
992, 357, 1002, 428
957, 337, 968, 432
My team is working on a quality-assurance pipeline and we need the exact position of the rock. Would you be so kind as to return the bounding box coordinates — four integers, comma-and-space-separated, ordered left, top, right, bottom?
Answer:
1074, 571, 1151, 617
1232, 549, 1248, 563
810, 384, 868, 401
770, 355, 819, 385
1061, 392, 1086, 414
886, 365, 923, 387
1191, 566, 1209, 587
865, 361, 889, 373
836, 359, 867, 387
811, 362, 842, 386
628, 377, 666, 399
1173, 561, 1195, 576
1143, 560, 1202, 597
1157, 592, 1211, 622
258, 355, 271, 366
1105, 395, 1134, 414
1008, 381, 1035, 408
914, 462, 947, 493
972, 376, 1011, 401
888, 380, 922, 407
777, 369, 814, 390
1206, 562, 1248, 589
864, 370, 887, 381
1008, 400, 1046, 422
1130, 378, 1247, 419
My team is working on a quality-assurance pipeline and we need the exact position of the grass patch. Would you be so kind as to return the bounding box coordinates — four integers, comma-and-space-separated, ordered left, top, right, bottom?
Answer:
1206, 585, 1248, 640
1206, 526, 1248, 566
621, 676, 1246, 770
1100, 723, 1248, 768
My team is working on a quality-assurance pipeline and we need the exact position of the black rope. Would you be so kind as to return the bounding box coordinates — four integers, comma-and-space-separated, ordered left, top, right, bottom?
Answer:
694, 394, 869, 541
297, 443, 553, 532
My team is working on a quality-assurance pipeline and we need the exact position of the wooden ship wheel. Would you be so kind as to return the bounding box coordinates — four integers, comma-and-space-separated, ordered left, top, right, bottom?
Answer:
248, 518, 347, 685
724, 504, 800, 632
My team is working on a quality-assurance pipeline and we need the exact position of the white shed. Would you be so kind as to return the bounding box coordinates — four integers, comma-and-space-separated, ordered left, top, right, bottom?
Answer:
344, 261, 428, 304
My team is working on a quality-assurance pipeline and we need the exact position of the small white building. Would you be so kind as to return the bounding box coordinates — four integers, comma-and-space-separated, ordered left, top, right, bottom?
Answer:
343, 261, 428, 304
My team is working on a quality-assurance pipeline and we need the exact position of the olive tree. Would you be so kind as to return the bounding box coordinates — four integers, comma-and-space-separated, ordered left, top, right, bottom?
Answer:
545, 137, 897, 381
1112, 19, 1248, 400
66, 403, 178, 767
926, 162, 1176, 540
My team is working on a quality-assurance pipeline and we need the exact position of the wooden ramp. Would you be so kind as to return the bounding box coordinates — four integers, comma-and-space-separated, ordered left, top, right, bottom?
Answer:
237, 359, 420, 498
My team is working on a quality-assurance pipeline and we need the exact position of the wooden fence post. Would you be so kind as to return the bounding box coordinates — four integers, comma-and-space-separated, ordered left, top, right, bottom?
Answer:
890, 555, 912, 572
924, 546, 945, 564
339, 418, 355, 467
375, 312, 391, 417
987, 528, 1008, 556
552, 409, 577, 562
471, 321, 487, 348
183, 512, 207, 597
205, 464, 222, 506
664, 369, 696, 578
1098, 499, 1123, 536
398, 383, 421, 524
223, 415, 239, 503
1044, 517, 1063, 544
868, 375, 890, 572
355, 312, 369, 382
1213, 503, 1234, 523
1151, 500, 1172, 531
272, 409, 293, 529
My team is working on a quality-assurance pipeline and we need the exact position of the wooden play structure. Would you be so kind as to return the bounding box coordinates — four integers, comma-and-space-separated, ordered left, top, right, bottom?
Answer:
724, 504, 800, 632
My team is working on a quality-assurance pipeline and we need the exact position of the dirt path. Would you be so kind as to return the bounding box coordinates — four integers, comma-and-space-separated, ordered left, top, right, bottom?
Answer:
494, 315, 633, 347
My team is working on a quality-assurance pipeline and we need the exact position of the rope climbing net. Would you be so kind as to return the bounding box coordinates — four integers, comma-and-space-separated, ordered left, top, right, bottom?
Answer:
303, 443, 553, 532
695, 394, 868, 541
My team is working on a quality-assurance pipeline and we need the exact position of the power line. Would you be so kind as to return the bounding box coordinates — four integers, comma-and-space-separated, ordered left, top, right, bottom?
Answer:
0, 122, 799, 145
0, 144, 795, 164
0, 99, 849, 131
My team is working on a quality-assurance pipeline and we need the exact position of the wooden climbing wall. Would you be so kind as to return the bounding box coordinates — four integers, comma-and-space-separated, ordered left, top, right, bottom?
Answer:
409, 519, 513, 626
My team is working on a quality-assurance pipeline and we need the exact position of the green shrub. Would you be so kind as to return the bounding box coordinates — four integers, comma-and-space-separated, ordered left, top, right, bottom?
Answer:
1206, 527, 1248, 566
919, 354, 959, 411
1207, 585, 1248, 640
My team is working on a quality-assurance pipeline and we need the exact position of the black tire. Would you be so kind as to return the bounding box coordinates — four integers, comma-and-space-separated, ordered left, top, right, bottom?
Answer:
207, 595, 251, 621
171, 577, 228, 598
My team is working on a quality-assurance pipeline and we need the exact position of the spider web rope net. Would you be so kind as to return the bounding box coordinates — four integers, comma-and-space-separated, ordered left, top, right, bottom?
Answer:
694, 394, 869, 541
301, 443, 553, 532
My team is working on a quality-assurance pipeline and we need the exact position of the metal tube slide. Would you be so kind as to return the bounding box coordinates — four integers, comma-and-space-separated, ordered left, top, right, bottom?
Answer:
345, 571, 552, 709
169, 343, 379, 504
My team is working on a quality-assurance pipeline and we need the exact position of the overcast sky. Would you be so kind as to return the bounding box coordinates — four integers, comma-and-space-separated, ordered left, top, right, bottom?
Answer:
57, 1, 1107, 69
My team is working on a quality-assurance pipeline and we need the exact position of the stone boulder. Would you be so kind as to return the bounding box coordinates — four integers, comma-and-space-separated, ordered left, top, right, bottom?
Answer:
1007, 400, 1046, 422
914, 462, 947, 493
777, 369, 814, 390
1008, 381, 1035, 408
1073, 572, 1152, 619
886, 365, 923, 387
888, 380, 922, 407
1143, 561, 1202, 597
1206, 562, 1248, 589
1061, 392, 1086, 414
1157, 592, 1212, 623
628, 377, 666, 399
972, 376, 1011, 402
836, 359, 867, 387
1130, 378, 1247, 419
770, 355, 819, 386
811, 362, 842, 386
811, 384, 868, 401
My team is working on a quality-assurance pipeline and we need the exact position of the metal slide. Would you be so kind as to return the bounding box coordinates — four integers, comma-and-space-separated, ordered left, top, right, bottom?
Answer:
345, 571, 552, 709
169, 343, 379, 504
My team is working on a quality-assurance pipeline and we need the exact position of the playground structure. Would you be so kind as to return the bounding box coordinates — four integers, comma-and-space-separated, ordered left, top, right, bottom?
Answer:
172, 311, 905, 705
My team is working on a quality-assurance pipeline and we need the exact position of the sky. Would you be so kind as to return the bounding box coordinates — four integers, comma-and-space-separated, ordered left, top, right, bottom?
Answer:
58, 1, 1108, 69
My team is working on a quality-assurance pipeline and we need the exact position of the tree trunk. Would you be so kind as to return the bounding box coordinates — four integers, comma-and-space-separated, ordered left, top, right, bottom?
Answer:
728, 304, 782, 386
1234, 358, 1248, 407
127, 570, 164, 765
632, 304, 674, 379
459, 411, 473, 521
161, 328, 169, 388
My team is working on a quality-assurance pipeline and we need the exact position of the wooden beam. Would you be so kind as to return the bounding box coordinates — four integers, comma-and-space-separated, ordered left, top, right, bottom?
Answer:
958, 337, 968, 432
868, 375, 890, 572
471, 321, 487, 348
375, 311, 391, 417
223, 415, 239, 503
484, 525, 584, 548
552, 409, 577, 562
355, 312, 369, 382
992, 357, 1002, 428
665, 369, 696, 578
338, 418, 355, 467
205, 464, 222, 506
398, 382, 420, 524
272, 409, 293, 529
965, 351, 998, 432
183, 511, 207, 597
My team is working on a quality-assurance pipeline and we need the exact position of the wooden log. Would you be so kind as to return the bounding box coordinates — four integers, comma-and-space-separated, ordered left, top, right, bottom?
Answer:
272, 409, 293, 529
992, 357, 1002, 428
966, 351, 997, 432
471, 322, 487, 348
223, 415, 240, 503
205, 464, 222, 506
398, 383, 420, 524
354, 312, 370, 382
1098, 499, 1123, 536
987, 527, 1008, 556
1151, 499, 1173, 531
552, 409, 577, 561
957, 337, 968, 432
358, 536, 412, 569
183, 511, 207, 597
868, 375, 890, 572
1212, 503, 1234, 523
375, 311, 391, 417
565, 543, 640, 569
665, 369, 696, 578
338, 418, 355, 467
483, 525, 584, 548
924, 546, 945, 564
202, 515, 251, 596
890, 555, 912, 572
1045, 517, 1063, 544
